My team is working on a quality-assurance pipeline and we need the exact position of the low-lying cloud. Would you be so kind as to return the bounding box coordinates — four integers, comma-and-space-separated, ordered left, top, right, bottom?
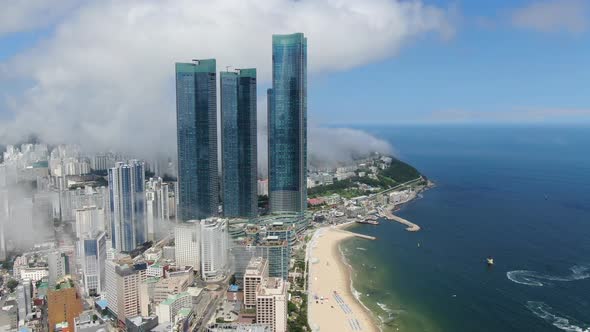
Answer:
0, 0, 453, 160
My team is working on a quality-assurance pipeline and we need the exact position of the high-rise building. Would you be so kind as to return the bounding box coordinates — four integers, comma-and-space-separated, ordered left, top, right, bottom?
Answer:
81, 231, 107, 296
145, 177, 170, 241
174, 221, 200, 269
221, 69, 258, 218
268, 33, 307, 215
16, 280, 31, 325
175, 59, 219, 221
75, 206, 104, 238
259, 237, 289, 280
243, 257, 268, 309
47, 278, 83, 332
105, 260, 147, 325
200, 218, 229, 281
255, 277, 288, 332
48, 251, 67, 287
108, 161, 146, 252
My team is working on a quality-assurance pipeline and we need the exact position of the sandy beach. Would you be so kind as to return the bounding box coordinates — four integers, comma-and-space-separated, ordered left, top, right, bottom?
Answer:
307, 224, 379, 332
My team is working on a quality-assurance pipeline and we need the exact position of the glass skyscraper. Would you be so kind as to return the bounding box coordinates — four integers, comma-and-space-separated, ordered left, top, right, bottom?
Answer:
175, 59, 219, 221
108, 160, 145, 252
268, 33, 307, 214
221, 69, 257, 218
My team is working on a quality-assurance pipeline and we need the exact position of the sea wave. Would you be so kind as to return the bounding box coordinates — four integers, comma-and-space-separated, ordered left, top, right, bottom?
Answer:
506, 264, 590, 286
377, 302, 393, 314
356, 247, 367, 251
526, 301, 590, 332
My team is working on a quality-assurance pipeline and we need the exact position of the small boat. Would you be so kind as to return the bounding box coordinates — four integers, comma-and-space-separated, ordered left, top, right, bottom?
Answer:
486, 257, 494, 266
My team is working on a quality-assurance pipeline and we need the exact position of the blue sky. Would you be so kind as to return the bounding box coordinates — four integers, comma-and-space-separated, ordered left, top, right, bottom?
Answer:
0, 0, 589, 151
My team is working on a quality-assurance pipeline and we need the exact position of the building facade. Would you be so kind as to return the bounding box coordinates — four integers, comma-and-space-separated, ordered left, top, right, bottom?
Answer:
145, 177, 170, 241
221, 69, 258, 218
268, 33, 307, 215
47, 279, 83, 332
105, 260, 147, 325
175, 59, 219, 221
255, 277, 288, 332
174, 221, 200, 270
81, 231, 107, 296
108, 160, 146, 252
200, 218, 229, 281
243, 257, 268, 309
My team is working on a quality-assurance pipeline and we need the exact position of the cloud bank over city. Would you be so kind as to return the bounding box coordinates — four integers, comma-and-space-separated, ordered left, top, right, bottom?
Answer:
0, 0, 453, 162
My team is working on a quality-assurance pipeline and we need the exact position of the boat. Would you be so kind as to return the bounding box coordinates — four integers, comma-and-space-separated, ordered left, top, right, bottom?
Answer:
486, 257, 494, 266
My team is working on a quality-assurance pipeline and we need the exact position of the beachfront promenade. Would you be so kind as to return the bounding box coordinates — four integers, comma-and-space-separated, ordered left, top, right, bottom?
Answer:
378, 206, 421, 231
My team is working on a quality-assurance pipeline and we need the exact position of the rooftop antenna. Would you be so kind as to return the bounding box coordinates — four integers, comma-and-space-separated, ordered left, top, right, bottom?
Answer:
226, 65, 233, 72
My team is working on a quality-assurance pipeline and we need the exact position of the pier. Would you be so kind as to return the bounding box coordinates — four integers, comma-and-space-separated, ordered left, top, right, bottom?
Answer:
334, 228, 377, 240
378, 207, 421, 232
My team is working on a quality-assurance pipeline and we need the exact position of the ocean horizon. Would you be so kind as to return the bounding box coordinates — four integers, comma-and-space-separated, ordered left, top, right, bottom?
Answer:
340, 124, 590, 332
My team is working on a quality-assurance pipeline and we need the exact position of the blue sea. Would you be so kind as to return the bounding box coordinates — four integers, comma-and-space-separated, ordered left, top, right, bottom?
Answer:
341, 125, 590, 332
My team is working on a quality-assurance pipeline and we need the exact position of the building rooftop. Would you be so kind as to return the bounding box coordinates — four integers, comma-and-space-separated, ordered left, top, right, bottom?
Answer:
244, 257, 267, 276
257, 277, 286, 297
160, 292, 190, 306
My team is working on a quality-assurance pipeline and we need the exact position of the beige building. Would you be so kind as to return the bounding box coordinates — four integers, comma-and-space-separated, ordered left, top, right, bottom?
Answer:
256, 277, 288, 332
105, 260, 147, 324
243, 257, 268, 309
152, 273, 192, 304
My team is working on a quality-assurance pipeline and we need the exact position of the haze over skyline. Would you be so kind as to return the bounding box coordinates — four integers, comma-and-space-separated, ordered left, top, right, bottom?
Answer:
0, 0, 589, 155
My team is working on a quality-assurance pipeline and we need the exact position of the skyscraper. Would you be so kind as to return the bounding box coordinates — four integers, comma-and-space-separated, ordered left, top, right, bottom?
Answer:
221, 69, 258, 218
108, 160, 146, 252
268, 33, 307, 214
175, 59, 219, 221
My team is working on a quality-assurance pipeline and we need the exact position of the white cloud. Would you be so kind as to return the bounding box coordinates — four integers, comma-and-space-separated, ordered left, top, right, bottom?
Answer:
0, 0, 80, 36
511, 0, 589, 33
0, 0, 453, 159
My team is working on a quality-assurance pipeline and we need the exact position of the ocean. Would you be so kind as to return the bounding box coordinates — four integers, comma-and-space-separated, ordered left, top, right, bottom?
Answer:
340, 125, 590, 332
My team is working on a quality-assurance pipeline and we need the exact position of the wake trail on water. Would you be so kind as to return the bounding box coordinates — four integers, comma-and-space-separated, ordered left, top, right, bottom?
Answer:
506, 264, 590, 286
526, 301, 590, 332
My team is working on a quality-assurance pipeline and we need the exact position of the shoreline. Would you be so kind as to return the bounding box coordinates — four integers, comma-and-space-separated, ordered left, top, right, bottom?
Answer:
307, 224, 380, 332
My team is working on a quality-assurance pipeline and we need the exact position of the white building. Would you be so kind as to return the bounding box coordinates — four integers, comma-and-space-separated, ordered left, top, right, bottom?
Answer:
81, 231, 107, 296
75, 206, 105, 238
145, 177, 170, 241
19, 268, 48, 282
174, 221, 200, 269
47, 251, 66, 287
255, 277, 288, 332
200, 218, 229, 281
155, 292, 192, 323
243, 257, 268, 309
257, 179, 268, 196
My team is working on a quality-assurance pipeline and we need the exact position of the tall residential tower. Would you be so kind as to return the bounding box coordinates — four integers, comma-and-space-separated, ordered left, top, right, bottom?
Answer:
221, 69, 258, 218
268, 33, 307, 215
108, 160, 146, 252
175, 59, 219, 221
